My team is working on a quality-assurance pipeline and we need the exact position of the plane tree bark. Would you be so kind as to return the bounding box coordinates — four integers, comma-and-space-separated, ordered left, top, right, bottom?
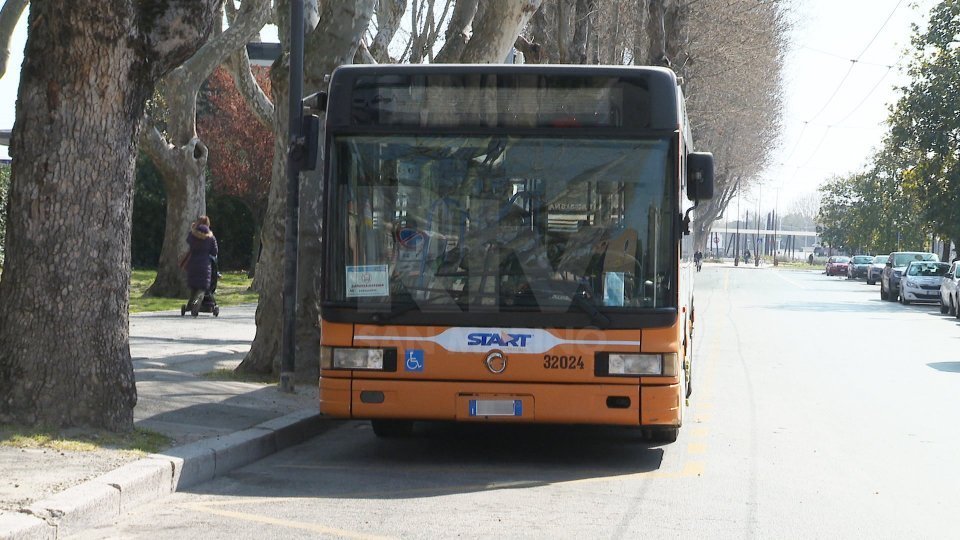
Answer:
0, 0, 222, 431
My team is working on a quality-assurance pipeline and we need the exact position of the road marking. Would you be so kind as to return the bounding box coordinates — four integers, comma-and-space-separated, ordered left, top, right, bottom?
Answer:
180, 503, 395, 539
687, 442, 707, 455
771, 270, 808, 290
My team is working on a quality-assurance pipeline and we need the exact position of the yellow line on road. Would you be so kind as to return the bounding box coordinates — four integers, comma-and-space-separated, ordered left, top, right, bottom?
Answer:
687, 442, 707, 455
180, 503, 396, 540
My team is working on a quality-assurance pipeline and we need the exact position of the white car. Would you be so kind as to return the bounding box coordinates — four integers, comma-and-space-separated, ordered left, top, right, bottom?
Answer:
939, 262, 960, 315
900, 261, 951, 305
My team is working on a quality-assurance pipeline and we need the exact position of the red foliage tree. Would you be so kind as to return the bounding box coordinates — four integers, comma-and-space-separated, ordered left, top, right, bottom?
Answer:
197, 67, 274, 269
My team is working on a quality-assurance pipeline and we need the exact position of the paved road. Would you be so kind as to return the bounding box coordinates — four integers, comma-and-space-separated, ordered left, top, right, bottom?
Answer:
76, 266, 960, 539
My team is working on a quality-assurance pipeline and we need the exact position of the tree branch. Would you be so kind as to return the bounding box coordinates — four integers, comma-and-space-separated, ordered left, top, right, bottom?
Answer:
176, 0, 271, 92
434, 0, 478, 63
225, 46, 275, 127
0, 0, 27, 79
368, 0, 405, 63
139, 0, 225, 79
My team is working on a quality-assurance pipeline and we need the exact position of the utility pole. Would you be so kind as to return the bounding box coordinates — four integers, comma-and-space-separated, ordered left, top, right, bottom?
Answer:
735, 183, 741, 266
773, 208, 779, 266
281, 0, 306, 393
755, 185, 761, 267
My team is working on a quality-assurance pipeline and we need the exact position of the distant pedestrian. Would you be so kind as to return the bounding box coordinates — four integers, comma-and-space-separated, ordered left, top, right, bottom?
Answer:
184, 215, 219, 316
808, 253, 814, 266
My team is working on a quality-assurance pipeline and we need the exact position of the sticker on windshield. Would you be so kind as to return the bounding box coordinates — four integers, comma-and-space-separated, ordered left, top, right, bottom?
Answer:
603, 272, 625, 306
346, 265, 389, 297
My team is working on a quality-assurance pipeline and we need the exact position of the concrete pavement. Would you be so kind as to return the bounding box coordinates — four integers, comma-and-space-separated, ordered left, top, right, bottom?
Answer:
0, 304, 328, 539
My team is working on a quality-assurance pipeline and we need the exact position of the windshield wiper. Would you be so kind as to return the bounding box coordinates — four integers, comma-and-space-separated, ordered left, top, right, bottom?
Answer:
571, 291, 610, 329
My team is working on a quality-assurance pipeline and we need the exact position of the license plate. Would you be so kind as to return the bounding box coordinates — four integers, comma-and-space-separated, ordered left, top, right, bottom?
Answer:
469, 399, 522, 417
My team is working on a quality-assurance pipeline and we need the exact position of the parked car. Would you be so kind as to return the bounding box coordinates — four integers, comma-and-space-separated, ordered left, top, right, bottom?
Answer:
866, 255, 888, 285
881, 251, 939, 301
825, 256, 850, 276
847, 255, 874, 279
939, 262, 960, 315
899, 261, 950, 304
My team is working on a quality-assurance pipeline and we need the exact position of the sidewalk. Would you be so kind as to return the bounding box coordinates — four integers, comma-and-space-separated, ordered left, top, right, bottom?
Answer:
0, 304, 326, 539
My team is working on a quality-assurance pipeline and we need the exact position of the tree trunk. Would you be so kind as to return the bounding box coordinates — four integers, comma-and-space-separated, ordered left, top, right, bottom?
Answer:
240, 63, 289, 374
0, 0, 221, 431
459, 0, 543, 64
369, 0, 406, 62
142, 128, 207, 299
239, 0, 376, 376
434, 0, 478, 63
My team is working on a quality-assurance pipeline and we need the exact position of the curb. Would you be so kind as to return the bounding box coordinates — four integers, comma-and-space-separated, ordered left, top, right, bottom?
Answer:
0, 410, 334, 539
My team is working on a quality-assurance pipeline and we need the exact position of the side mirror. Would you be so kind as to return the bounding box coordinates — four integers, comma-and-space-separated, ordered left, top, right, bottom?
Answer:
301, 114, 321, 171
687, 152, 715, 201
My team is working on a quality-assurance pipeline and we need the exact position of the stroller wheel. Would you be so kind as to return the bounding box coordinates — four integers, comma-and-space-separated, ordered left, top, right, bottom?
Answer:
213, 306, 220, 317
180, 305, 186, 317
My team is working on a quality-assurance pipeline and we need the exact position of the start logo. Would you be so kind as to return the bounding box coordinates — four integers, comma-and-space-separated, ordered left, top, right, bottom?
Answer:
466, 332, 533, 348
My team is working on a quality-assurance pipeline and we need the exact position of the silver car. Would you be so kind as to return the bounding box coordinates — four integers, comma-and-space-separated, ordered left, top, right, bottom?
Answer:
939, 262, 960, 315
866, 255, 887, 285
899, 261, 950, 305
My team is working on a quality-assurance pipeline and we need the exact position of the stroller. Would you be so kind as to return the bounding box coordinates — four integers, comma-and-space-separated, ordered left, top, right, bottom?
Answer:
181, 256, 221, 317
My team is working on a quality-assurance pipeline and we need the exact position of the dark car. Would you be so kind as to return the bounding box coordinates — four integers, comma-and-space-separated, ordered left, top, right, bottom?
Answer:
825, 256, 850, 276
866, 255, 888, 285
847, 255, 874, 279
881, 251, 939, 302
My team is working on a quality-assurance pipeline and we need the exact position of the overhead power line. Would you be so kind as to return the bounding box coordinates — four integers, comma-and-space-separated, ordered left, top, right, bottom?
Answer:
785, 0, 906, 166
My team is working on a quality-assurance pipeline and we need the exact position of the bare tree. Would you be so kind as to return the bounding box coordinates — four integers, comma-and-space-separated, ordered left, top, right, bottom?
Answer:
0, 0, 222, 431
680, 0, 791, 251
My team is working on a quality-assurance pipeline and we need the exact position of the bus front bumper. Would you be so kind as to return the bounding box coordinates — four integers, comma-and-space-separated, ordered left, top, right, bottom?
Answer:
319, 377, 682, 427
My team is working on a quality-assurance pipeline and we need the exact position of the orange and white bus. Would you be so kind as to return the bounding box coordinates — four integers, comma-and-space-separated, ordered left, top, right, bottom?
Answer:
317, 65, 714, 442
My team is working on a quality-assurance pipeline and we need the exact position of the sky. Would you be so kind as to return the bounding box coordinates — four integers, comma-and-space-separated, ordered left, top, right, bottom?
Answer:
0, 0, 940, 214
760, 0, 939, 214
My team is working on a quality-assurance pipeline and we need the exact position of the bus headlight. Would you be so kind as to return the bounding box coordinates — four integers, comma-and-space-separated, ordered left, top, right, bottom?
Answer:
597, 353, 678, 377
321, 347, 397, 371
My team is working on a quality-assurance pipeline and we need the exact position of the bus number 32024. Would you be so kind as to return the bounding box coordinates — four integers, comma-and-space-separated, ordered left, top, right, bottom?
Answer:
543, 355, 585, 370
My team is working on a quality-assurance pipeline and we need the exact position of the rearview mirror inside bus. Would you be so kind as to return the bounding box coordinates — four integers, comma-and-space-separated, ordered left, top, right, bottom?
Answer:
687, 152, 715, 201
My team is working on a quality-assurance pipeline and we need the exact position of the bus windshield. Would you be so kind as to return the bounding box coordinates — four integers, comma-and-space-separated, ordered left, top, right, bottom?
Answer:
326, 135, 675, 319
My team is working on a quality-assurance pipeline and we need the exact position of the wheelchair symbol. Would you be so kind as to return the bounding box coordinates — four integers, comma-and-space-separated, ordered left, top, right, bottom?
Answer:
405, 349, 424, 372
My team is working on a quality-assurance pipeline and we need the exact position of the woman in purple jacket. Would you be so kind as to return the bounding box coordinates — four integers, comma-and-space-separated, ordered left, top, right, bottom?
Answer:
185, 215, 219, 316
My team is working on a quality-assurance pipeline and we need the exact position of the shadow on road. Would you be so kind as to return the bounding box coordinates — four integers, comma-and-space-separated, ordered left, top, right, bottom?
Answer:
191, 422, 667, 500
928, 362, 960, 373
